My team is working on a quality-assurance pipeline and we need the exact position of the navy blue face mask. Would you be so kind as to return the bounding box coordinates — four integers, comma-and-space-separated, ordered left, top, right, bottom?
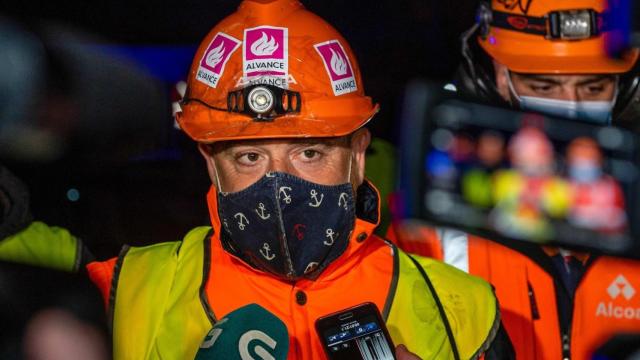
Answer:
217, 172, 356, 281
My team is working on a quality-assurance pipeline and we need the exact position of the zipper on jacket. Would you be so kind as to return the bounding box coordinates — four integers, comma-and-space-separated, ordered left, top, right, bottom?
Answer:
527, 282, 540, 320
558, 256, 595, 360
562, 332, 570, 360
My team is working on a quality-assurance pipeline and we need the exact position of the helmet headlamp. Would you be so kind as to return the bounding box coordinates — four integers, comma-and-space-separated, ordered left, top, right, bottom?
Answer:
487, 7, 605, 40
227, 84, 301, 121
247, 87, 275, 115
549, 10, 598, 40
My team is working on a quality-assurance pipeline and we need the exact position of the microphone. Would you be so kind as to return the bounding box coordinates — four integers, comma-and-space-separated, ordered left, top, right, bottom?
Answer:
195, 303, 289, 360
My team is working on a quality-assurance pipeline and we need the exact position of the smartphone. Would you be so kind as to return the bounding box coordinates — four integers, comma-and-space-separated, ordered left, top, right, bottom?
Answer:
398, 82, 640, 257
315, 302, 396, 360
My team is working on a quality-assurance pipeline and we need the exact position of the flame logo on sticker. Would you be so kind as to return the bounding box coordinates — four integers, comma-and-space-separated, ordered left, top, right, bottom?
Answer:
196, 32, 241, 88
250, 32, 279, 56
205, 42, 225, 68
314, 40, 357, 96
330, 49, 348, 76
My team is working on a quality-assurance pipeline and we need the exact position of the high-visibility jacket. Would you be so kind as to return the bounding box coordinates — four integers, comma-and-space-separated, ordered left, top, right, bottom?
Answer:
393, 225, 640, 360
88, 182, 500, 359
0, 221, 81, 272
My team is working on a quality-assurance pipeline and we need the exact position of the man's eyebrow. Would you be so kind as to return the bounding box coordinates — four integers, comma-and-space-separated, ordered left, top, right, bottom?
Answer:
514, 74, 563, 85
575, 75, 616, 87
213, 136, 348, 152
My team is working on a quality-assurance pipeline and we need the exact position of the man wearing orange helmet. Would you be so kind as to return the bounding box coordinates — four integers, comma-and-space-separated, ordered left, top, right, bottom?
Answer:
457, 0, 639, 126
83, 1, 515, 359
394, 0, 640, 359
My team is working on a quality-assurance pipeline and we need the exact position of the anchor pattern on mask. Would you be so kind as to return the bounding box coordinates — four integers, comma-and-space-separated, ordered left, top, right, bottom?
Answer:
324, 228, 336, 246
308, 189, 324, 207
255, 202, 271, 220
259, 243, 276, 261
338, 192, 349, 210
304, 262, 319, 274
234, 212, 249, 230
279, 186, 292, 204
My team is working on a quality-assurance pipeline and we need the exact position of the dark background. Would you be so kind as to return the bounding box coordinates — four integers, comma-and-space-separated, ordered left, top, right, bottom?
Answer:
3, 0, 479, 259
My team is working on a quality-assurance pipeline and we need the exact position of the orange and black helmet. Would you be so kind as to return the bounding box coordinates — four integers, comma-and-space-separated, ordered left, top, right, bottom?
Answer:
477, 0, 638, 74
176, 0, 379, 143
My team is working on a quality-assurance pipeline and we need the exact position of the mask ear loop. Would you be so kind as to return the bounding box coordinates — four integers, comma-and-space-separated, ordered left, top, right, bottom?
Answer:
212, 161, 226, 195
612, 75, 620, 106
346, 153, 353, 183
505, 69, 523, 106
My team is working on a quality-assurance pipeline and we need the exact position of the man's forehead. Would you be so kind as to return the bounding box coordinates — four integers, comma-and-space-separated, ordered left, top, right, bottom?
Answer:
211, 136, 350, 151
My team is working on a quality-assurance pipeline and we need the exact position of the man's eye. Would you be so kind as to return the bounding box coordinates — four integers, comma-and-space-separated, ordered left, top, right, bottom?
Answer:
586, 85, 604, 94
238, 152, 260, 164
302, 149, 320, 160
531, 84, 553, 93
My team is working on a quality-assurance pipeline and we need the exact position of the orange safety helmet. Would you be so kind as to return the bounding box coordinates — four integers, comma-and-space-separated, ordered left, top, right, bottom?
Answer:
175, 0, 379, 143
477, 0, 638, 74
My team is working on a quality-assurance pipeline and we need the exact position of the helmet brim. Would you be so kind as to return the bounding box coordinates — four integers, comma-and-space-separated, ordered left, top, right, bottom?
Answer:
177, 100, 380, 143
488, 51, 640, 74
479, 29, 640, 74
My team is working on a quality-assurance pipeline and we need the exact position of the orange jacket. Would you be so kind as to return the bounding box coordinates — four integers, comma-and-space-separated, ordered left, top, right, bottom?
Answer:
88, 183, 501, 359
393, 224, 640, 360
90, 188, 391, 357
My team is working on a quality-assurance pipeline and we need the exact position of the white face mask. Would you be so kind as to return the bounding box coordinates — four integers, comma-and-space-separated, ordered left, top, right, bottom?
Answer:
506, 71, 617, 125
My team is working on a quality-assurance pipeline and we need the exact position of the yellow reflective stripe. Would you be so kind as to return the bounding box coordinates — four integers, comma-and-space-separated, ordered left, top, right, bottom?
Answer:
0, 221, 79, 272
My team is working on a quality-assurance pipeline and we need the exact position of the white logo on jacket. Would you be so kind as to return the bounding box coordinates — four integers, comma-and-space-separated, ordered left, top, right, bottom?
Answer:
596, 274, 640, 320
607, 274, 635, 300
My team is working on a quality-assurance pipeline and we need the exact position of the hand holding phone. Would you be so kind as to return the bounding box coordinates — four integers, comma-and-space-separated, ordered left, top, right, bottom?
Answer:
396, 344, 422, 360
315, 302, 397, 360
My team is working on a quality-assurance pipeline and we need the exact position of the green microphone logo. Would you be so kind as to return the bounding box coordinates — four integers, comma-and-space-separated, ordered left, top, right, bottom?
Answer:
195, 304, 289, 360
200, 318, 228, 349
238, 330, 278, 360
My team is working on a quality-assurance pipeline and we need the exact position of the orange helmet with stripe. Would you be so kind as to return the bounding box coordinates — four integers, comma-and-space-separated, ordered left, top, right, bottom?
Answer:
175, 0, 378, 143
477, 0, 638, 74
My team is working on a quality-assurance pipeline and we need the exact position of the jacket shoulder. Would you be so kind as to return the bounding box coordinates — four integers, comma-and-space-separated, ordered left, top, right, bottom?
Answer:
125, 226, 212, 260
87, 226, 213, 314
409, 251, 494, 296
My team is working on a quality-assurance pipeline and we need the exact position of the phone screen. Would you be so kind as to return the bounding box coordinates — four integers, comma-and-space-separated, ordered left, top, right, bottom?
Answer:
316, 303, 396, 360
400, 90, 640, 256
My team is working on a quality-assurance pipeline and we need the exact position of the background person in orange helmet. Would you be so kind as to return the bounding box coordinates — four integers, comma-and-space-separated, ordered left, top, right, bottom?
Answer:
457, 0, 640, 127
83, 1, 514, 359
393, 0, 640, 359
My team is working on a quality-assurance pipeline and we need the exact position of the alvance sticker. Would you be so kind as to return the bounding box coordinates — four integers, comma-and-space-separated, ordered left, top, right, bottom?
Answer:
196, 32, 241, 88
314, 40, 357, 96
243, 26, 289, 86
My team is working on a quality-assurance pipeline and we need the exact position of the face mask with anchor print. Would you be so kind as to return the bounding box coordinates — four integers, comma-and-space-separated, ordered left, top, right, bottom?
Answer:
216, 171, 356, 281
